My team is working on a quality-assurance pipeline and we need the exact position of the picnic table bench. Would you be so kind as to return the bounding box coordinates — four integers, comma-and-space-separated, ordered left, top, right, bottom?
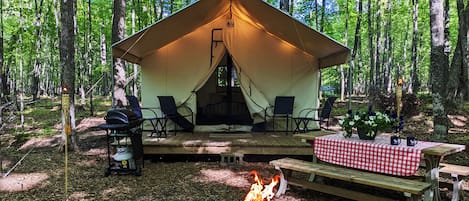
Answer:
270, 157, 431, 201
439, 163, 469, 201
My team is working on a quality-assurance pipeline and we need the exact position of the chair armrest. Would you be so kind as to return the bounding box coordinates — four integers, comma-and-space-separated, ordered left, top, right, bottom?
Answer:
140, 107, 160, 118
177, 105, 194, 117
298, 107, 320, 118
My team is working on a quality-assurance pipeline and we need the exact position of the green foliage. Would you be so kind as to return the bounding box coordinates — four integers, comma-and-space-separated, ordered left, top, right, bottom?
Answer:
339, 109, 397, 138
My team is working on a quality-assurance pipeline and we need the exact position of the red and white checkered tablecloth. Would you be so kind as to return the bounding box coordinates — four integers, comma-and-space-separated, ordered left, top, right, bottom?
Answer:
314, 133, 442, 176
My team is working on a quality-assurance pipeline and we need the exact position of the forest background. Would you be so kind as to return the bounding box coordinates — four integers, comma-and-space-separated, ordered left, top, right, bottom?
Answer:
0, 0, 467, 143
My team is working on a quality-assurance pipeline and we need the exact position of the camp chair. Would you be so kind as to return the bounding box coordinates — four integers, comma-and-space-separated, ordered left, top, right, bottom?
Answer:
157, 96, 194, 134
126, 95, 161, 137
296, 96, 337, 131
264, 96, 295, 134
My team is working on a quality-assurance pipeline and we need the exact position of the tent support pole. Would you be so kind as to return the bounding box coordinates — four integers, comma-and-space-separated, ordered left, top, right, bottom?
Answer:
210, 28, 223, 66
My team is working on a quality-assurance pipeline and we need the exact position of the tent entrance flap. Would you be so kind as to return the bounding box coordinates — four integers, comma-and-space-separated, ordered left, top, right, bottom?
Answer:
196, 51, 253, 126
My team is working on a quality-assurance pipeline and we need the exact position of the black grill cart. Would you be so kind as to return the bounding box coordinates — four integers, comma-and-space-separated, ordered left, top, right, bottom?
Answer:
98, 109, 144, 177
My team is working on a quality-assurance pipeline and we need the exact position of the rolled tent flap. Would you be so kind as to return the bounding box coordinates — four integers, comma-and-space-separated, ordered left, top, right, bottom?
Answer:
223, 22, 270, 123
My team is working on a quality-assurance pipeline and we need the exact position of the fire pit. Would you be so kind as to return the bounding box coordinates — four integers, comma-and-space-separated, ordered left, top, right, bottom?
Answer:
244, 170, 280, 201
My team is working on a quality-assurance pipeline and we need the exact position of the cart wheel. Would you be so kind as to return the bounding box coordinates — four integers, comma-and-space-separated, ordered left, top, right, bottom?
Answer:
104, 168, 111, 177
135, 168, 142, 176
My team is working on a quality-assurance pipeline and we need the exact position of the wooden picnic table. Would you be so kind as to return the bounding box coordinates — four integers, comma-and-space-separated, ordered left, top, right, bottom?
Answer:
292, 131, 466, 201
421, 143, 465, 201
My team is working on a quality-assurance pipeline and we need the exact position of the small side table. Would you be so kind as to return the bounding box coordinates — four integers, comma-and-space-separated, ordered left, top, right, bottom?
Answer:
153, 117, 167, 137
292, 117, 314, 133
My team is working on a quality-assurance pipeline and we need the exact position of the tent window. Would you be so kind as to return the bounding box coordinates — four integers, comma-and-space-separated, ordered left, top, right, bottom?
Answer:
217, 66, 239, 88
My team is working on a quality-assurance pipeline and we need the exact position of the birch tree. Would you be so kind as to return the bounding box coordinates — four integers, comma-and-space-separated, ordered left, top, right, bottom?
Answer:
112, 0, 127, 107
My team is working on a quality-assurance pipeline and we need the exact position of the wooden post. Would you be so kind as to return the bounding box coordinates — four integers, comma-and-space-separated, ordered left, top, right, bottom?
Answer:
396, 77, 403, 118
62, 86, 70, 199
62, 88, 71, 136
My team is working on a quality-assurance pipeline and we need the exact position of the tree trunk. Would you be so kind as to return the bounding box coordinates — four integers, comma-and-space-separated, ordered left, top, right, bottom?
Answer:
367, 0, 375, 94
32, 0, 44, 101
132, 0, 138, 98
19, 6, 25, 130
320, 0, 326, 32
464, 0, 469, 100
409, 0, 420, 94
289, 0, 294, 16
430, 0, 449, 141
112, 0, 127, 107
447, 0, 469, 102
384, 0, 393, 93
88, 0, 94, 116
78, 1, 86, 106
374, 0, 382, 92
0, 0, 4, 102
353, 0, 363, 94
60, 0, 79, 151
341, 0, 349, 102
315, 0, 319, 30
279, 0, 290, 13
100, 29, 108, 96
444, 0, 451, 55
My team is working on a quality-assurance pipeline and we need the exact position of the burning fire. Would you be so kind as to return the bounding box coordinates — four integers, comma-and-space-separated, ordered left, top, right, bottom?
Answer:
244, 170, 280, 201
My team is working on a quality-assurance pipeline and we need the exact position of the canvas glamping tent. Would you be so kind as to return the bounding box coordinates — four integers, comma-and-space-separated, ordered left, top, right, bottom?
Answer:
112, 0, 350, 132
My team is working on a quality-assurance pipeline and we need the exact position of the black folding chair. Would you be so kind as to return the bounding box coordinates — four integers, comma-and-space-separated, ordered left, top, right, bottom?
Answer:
157, 96, 194, 134
264, 96, 295, 134
126, 95, 163, 137
296, 96, 337, 132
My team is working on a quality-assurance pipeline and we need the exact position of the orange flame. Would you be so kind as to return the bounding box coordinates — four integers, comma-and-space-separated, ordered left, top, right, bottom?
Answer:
244, 170, 280, 201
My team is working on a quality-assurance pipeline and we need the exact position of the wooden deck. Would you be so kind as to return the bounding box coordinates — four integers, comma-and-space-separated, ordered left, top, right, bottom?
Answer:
141, 132, 315, 156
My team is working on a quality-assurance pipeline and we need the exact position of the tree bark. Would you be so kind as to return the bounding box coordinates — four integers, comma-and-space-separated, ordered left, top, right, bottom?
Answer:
447, 0, 469, 101
100, 28, 108, 96
383, 0, 393, 93
374, 0, 382, 92
59, 0, 79, 151
409, 0, 420, 94
112, 0, 127, 107
444, 0, 451, 55
315, 0, 319, 30
131, 0, 138, 98
430, 0, 449, 141
367, 0, 375, 94
320, 0, 326, 32
88, 0, 94, 116
32, 0, 44, 100
353, 0, 364, 94
0, 0, 5, 102
464, 0, 469, 100
341, 0, 349, 102
19, 6, 25, 130
279, 0, 290, 13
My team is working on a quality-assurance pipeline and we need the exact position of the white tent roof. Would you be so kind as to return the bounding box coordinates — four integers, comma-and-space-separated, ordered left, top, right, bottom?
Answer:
112, 0, 350, 68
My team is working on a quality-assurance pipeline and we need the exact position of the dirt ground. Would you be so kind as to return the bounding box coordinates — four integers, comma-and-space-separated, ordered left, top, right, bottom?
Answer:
0, 122, 343, 201
1, 105, 469, 200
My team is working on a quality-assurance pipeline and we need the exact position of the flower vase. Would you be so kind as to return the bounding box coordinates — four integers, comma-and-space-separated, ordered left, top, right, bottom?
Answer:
357, 127, 376, 140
